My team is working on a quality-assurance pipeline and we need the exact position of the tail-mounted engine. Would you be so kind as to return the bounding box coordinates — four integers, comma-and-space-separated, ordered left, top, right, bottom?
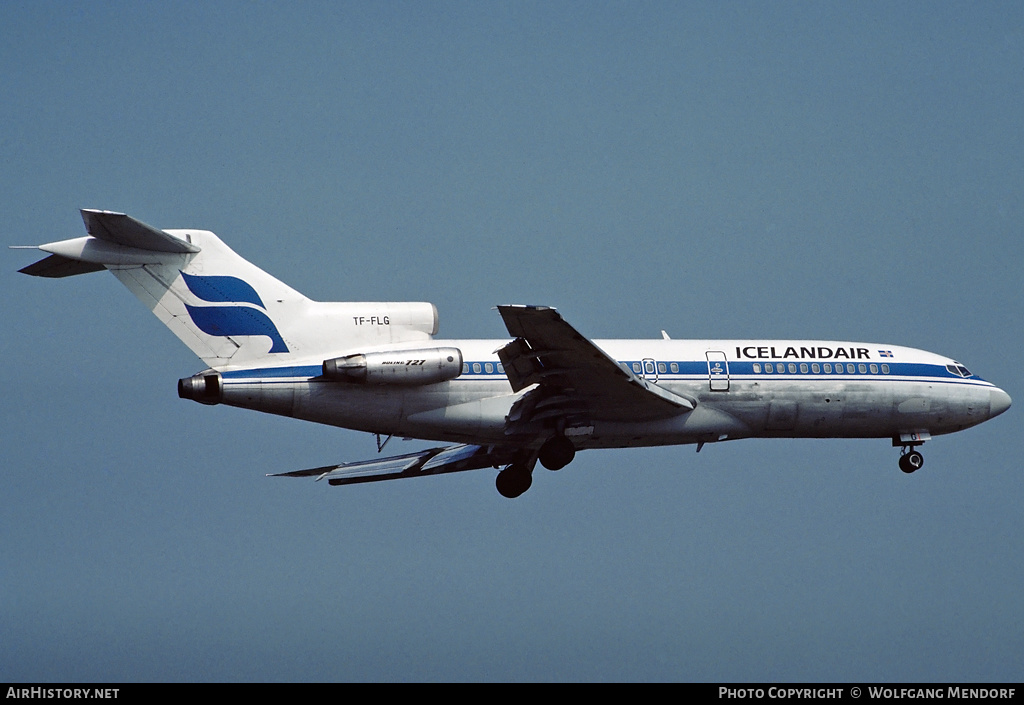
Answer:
323, 347, 463, 386
178, 372, 223, 405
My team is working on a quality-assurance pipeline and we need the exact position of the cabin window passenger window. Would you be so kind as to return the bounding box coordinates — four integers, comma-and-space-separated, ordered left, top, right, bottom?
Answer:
472, 363, 481, 373
869, 364, 878, 374
462, 363, 470, 374
632, 363, 642, 374
858, 363, 867, 374
485, 363, 493, 373
811, 363, 820, 373
788, 363, 797, 374
765, 363, 774, 373
497, 363, 504, 373
800, 363, 808, 373
753, 363, 761, 373
823, 363, 832, 373
670, 362, 679, 373
881, 364, 889, 374
658, 362, 667, 374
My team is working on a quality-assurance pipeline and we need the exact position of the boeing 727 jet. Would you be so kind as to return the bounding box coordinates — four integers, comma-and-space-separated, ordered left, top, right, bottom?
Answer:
17, 210, 1011, 497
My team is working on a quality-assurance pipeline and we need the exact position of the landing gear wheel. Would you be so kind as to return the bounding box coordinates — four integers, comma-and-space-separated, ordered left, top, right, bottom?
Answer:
496, 464, 533, 498
538, 435, 576, 471
899, 450, 924, 474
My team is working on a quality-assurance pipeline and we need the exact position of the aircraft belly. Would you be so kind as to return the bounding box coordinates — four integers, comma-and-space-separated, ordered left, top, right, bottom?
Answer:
246, 380, 456, 436
572, 404, 753, 450
725, 380, 899, 438
404, 392, 514, 444
297, 379, 514, 443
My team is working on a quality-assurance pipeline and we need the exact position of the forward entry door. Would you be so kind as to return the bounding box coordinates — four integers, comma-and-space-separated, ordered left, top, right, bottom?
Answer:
706, 351, 730, 391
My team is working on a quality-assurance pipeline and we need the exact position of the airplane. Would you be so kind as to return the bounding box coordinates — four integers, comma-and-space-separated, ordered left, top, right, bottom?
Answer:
17, 209, 1012, 498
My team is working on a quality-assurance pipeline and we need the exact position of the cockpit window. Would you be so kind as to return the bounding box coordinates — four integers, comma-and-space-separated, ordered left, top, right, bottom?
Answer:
946, 363, 972, 378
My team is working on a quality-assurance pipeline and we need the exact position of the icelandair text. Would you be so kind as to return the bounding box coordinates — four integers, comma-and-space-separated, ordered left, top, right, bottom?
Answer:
735, 346, 871, 360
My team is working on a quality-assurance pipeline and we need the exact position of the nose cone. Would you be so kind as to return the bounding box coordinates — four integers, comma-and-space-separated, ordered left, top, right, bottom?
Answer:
990, 388, 1012, 419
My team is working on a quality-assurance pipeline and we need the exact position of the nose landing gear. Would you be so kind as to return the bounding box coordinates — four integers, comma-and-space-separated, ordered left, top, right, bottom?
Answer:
899, 448, 924, 473
894, 432, 929, 474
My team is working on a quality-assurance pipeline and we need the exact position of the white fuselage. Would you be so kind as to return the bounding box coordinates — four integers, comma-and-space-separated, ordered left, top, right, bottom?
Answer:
215, 338, 1007, 451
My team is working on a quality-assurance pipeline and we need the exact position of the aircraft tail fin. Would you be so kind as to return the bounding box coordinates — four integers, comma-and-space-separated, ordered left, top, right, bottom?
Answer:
18, 210, 440, 368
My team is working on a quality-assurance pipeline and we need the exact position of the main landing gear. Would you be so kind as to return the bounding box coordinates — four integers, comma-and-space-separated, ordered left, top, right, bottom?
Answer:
898, 448, 924, 474
495, 435, 578, 498
538, 435, 576, 471
496, 462, 533, 498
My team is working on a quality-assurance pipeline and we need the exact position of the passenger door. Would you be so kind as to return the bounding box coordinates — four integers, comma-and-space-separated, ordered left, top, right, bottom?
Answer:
706, 351, 730, 391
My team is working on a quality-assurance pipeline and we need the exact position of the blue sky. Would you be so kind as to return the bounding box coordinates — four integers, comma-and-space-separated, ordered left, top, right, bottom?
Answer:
3, 2, 1022, 682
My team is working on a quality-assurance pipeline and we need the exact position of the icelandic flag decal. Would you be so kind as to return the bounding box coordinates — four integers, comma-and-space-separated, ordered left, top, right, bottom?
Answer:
878, 350, 894, 358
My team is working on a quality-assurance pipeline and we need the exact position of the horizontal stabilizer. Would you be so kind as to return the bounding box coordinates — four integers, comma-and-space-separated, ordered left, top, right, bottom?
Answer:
81, 209, 199, 254
18, 253, 106, 278
18, 209, 199, 278
270, 444, 497, 486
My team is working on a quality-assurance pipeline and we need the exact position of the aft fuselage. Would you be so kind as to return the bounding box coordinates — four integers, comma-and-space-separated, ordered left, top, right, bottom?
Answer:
213, 339, 1010, 451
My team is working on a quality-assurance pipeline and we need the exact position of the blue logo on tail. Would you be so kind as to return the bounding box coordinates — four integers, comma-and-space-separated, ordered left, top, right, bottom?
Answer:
181, 272, 289, 353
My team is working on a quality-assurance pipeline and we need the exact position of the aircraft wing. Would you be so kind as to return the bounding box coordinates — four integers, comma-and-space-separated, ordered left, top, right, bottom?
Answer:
496, 305, 695, 423
269, 443, 506, 486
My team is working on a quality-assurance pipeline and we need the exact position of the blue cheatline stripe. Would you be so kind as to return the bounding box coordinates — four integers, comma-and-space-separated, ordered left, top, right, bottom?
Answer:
222, 365, 322, 379
453, 360, 983, 383
180, 271, 266, 309
218, 359, 988, 385
185, 304, 289, 353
